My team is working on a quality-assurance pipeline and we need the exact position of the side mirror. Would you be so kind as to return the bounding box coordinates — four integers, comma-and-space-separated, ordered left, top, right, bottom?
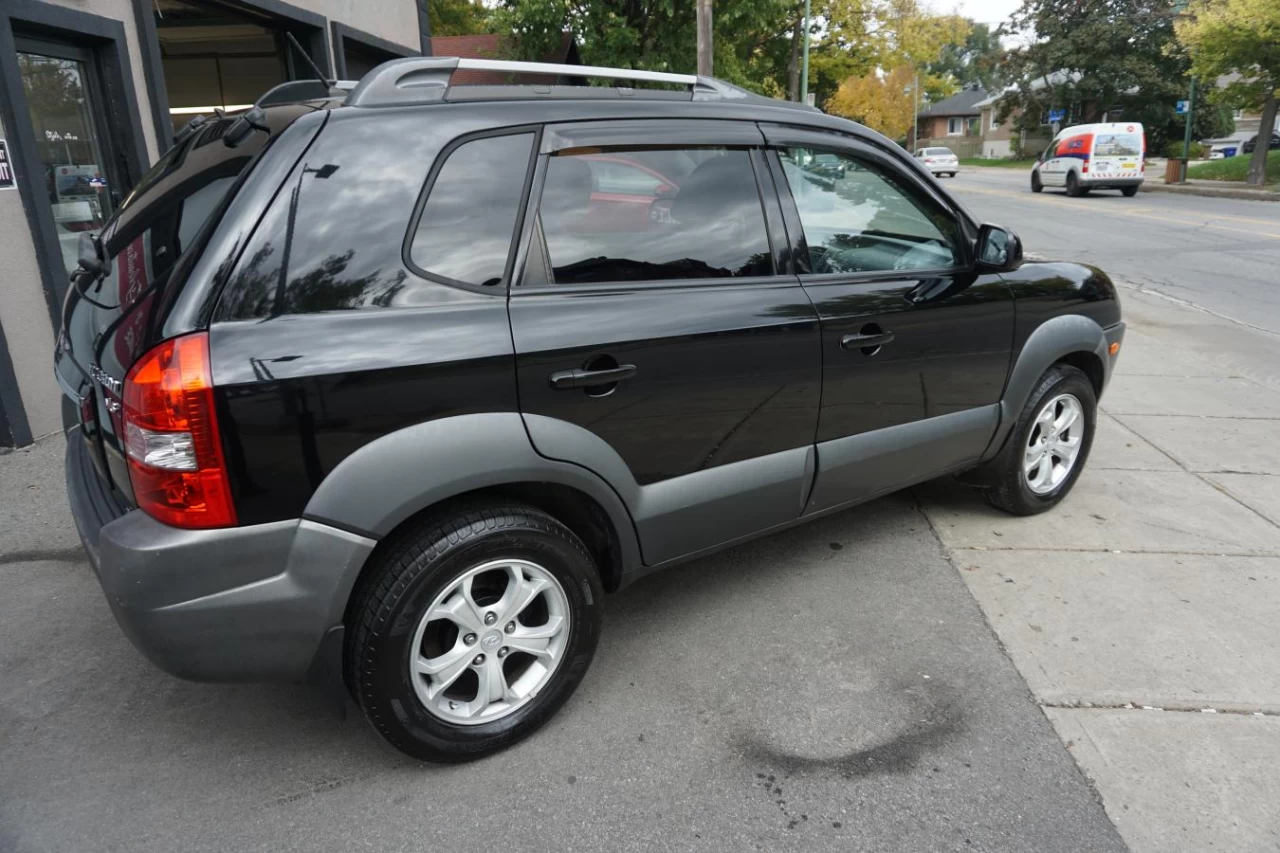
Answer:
76, 232, 106, 277
975, 223, 1022, 271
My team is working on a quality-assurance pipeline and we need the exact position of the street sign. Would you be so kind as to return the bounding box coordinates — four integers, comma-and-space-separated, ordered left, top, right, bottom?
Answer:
1176, 100, 1189, 115
1048, 109, 1065, 123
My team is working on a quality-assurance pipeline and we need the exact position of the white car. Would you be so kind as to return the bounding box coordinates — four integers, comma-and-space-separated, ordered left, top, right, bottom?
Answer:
915, 147, 959, 177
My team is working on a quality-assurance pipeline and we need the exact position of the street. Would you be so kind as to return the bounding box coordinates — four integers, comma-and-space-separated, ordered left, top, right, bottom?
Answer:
947, 167, 1280, 338
2, 167, 1278, 853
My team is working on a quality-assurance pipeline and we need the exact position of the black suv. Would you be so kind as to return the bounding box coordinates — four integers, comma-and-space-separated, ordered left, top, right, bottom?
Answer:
58, 58, 1124, 761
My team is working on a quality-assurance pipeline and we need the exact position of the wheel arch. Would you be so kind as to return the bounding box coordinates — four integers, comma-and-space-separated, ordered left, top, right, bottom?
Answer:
303, 413, 643, 629
984, 313, 1109, 461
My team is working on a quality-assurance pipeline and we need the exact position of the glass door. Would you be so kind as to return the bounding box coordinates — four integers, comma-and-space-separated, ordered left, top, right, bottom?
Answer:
16, 37, 125, 279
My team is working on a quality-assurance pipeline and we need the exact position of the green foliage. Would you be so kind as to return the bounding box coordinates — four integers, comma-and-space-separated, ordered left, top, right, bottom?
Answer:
1187, 149, 1280, 184
927, 22, 1004, 91
428, 0, 492, 36
490, 0, 793, 89
1163, 140, 1207, 159
997, 0, 1194, 152
1176, 0, 1280, 185
490, 0, 974, 107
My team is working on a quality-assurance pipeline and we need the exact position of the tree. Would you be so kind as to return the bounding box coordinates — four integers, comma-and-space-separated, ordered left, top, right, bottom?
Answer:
928, 22, 1003, 91
428, 0, 491, 36
997, 0, 1201, 155
801, 0, 968, 106
826, 64, 916, 138
1176, 0, 1280, 186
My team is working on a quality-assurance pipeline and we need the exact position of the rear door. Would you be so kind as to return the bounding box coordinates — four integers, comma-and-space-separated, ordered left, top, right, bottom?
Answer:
510, 120, 822, 565
761, 127, 1013, 512
1090, 125, 1144, 182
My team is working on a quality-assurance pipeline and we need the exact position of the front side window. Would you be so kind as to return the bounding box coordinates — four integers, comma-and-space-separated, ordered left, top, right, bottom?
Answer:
779, 147, 961, 275
536, 147, 772, 285
409, 132, 534, 286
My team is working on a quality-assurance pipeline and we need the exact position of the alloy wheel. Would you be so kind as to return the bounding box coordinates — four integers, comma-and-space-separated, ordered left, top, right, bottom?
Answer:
1023, 393, 1085, 495
409, 559, 571, 725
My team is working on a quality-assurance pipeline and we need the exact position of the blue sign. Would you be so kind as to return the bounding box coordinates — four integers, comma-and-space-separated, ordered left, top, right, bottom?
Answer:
1176, 100, 1189, 115
1048, 109, 1065, 123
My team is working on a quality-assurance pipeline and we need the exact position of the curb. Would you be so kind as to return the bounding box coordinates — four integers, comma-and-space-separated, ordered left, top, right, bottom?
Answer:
1140, 182, 1280, 202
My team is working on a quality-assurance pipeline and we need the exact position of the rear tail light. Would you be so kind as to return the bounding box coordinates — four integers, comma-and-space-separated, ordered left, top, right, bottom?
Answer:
1082, 163, 1089, 173
122, 332, 236, 528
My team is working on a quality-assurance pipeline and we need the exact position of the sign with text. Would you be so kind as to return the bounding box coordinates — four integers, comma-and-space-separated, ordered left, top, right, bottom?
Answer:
0, 140, 15, 190
1176, 100, 1189, 115
1047, 109, 1065, 124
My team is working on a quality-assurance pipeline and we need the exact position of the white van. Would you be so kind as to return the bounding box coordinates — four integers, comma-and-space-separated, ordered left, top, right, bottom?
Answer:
1031, 122, 1145, 197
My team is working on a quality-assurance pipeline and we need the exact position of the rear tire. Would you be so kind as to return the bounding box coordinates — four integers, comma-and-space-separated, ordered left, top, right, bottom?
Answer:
1030, 171, 1043, 193
346, 502, 603, 762
1121, 185, 1139, 197
977, 364, 1097, 516
1065, 171, 1084, 197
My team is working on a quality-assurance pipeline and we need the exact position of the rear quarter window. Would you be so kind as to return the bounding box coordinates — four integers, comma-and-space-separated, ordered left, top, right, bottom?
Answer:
408, 133, 535, 286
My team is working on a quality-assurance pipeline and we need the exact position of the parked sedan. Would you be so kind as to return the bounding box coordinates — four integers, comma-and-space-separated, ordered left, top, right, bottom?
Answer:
1242, 133, 1280, 155
915, 147, 960, 177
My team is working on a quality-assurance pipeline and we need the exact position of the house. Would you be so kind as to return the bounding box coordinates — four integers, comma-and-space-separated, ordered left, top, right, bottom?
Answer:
973, 93, 1015, 158
916, 86, 988, 140
429, 33, 585, 84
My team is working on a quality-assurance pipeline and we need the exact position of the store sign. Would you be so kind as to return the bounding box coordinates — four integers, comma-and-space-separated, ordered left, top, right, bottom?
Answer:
0, 140, 15, 190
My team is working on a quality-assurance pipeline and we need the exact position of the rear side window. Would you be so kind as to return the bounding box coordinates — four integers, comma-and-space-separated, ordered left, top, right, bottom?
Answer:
408, 133, 534, 286
536, 147, 772, 286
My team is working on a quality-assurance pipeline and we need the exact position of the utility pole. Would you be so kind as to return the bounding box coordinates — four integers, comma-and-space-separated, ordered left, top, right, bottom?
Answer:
912, 73, 919, 153
800, 0, 811, 105
696, 0, 713, 77
1180, 77, 1197, 181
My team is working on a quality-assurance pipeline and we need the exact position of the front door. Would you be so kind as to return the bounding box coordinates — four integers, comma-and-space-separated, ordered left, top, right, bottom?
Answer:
764, 133, 1013, 512
510, 121, 822, 565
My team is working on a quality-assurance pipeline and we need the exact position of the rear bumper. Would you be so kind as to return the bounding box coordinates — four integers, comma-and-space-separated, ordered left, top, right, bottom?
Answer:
65, 434, 375, 682
1084, 177, 1143, 189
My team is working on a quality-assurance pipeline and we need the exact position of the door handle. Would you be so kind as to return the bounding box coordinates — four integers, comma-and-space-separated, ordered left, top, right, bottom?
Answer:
840, 331, 895, 350
549, 364, 637, 390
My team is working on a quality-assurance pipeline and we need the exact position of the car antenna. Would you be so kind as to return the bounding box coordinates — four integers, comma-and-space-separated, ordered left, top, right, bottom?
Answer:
285, 32, 333, 87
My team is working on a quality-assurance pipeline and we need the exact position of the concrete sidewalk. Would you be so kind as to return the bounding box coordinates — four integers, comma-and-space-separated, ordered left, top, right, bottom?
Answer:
917, 284, 1280, 852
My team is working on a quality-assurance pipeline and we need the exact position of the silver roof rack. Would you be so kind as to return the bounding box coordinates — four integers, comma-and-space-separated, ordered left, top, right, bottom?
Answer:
344, 56, 754, 108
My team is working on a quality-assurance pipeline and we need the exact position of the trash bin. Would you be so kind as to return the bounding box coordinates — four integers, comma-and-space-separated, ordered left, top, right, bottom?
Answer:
1164, 158, 1187, 184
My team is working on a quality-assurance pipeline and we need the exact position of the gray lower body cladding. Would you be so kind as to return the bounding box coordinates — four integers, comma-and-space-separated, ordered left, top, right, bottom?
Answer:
66, 434, 374, 682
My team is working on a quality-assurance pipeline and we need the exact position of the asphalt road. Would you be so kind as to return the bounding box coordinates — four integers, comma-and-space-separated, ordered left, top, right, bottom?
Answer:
1, 436, 1123, 851
943, 167, 1280, 336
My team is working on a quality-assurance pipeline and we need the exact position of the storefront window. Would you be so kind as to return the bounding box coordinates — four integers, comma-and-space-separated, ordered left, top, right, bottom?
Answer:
18, 51, 114, 277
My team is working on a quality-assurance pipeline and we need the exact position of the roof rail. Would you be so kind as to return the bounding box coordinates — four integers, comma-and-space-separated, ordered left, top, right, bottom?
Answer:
344, 57, 755, 108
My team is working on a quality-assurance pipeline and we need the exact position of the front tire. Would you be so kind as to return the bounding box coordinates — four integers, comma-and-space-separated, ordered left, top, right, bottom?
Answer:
1031, 171, 1043, 193
979, 364, 1097, 516
346, 502, 603, 762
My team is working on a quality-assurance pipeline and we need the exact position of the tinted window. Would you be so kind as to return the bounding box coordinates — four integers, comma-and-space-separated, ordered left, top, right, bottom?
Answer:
538, 147, 772, 285
779, 147, 961, 275
410, 133, 534, 286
